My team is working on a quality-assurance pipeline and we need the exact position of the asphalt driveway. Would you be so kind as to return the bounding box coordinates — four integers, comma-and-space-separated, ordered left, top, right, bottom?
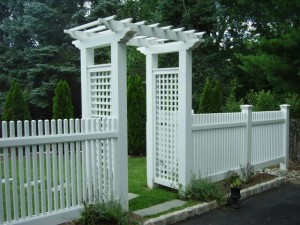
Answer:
175, 182, 300, 225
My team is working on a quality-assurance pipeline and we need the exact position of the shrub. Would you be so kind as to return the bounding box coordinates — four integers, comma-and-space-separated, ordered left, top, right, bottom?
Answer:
246, 90, 279, 111
78, 199, 136, 225
52, 80, 74, 120
225, 170, 242, 187
2, 81, 31, 122
284, 93, 300, 119
184, 176, 226, 205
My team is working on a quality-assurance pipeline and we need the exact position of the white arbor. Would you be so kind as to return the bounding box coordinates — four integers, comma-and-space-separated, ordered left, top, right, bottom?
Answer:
65, 15, 204, 192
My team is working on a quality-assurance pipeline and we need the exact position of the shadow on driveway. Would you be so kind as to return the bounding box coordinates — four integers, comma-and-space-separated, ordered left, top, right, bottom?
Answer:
176, 182, 300, 225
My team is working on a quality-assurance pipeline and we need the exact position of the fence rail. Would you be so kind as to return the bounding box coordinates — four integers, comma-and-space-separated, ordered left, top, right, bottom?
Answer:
191, 105, 289, 181
0, 118, 118, 225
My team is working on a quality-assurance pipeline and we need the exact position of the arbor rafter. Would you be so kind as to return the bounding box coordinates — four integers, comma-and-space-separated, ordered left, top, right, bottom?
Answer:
64, 15, 205, 48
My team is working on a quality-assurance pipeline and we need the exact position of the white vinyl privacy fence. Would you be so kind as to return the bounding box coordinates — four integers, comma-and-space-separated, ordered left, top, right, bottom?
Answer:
0, 118, 125, 225
147, 104, 290, 189
191, 105, 290, 181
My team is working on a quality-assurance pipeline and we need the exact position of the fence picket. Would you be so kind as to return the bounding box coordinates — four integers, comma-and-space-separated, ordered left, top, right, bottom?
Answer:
38, 120, 46, 214
75, 119, 82, 204
107, 118, 113, 199
57, 120, 64, 209
70, 119, 76, 206
0, 154, 2, 224
10, 121, 19, 220
64, 119, 70, 208
45, 120, 52, 212
81, 119, 87, 203
3, 122, 11, 222
91, 118, 98, 201
31, 121, 39, 215
51, 120, 58, 211
17, 121, 26, 219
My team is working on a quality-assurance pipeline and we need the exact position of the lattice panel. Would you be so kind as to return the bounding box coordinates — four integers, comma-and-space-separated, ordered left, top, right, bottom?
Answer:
90, 69, 112, 117
154, 69, 179, 185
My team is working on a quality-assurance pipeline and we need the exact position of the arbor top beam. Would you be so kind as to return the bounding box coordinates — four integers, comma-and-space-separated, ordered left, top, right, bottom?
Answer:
64, 15, 205, 49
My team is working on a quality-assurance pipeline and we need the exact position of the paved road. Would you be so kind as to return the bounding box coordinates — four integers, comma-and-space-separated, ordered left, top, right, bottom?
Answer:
176, 182, 300, 225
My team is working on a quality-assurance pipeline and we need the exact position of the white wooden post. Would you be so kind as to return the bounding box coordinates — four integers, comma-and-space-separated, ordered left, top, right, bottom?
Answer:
241, 105, 253, 165
178, 50, 193, 190
145, 53, 158, 189
280, 104, 290, 170
110, 41, 128, 209
80, 48, 94, 118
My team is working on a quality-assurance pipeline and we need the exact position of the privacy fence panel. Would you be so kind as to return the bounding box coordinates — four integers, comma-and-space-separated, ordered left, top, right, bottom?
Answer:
192, 112, 246, 180
252, 111, 286, 168
0, 118, 119, 225
191, 105, 289, 181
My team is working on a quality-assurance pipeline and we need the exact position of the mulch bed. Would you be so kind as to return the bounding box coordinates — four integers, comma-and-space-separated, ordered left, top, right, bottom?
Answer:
221, 173, 276, 193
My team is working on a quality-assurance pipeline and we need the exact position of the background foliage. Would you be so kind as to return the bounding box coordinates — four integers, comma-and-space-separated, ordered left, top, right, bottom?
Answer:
0, 0, 299, 155
127, 75, 146, 155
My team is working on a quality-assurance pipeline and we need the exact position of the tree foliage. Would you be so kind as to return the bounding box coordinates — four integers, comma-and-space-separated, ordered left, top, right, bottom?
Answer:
0, 0, 82, 119
2, 81, 31, 122
199, 78, 222, 113
127, 75, 146, 155
52, 80, 74, 120
238, 29, 300, 94
246, 90, 279, 112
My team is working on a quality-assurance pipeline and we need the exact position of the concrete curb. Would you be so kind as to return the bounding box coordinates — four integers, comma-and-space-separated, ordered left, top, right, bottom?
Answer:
143, 177, 287, 225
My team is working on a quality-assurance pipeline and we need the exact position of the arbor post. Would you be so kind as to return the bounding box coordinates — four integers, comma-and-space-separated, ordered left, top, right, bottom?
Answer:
178, 50, 193, 190
79, 48, 94, 118
111, 41, 128, 209
144, 53, 158, 189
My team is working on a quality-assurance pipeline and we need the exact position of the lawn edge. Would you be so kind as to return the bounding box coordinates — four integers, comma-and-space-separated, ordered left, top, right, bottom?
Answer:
142, 176, 287, 225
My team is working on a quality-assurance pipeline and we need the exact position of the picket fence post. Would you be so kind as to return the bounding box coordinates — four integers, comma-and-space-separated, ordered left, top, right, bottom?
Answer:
241, 105, 253, 165
280, 104, 290, 170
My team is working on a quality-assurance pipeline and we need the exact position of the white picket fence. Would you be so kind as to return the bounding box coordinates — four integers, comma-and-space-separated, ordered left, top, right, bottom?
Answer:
0, 118, 122, 225
191, 105, 290, 181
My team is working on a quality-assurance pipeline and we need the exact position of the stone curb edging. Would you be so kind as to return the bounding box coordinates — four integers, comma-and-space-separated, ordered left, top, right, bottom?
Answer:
143, 177, 286, 225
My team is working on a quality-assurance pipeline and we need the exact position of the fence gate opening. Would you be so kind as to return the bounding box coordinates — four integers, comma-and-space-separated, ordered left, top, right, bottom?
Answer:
65, 15, 205, 194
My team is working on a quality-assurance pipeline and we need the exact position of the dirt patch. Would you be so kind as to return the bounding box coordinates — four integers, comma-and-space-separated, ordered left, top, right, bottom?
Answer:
243, 173, 276, 188
289, 160, 300, 171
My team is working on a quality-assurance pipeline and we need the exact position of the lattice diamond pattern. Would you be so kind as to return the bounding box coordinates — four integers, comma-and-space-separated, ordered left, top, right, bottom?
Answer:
90, 70, 112, 117
155, 70, 179, 184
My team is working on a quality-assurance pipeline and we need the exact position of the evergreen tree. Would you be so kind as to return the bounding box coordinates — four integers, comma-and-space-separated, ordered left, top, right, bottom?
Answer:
199, 78, 213, 113
52, 80, 74, 120
2, 81, 31, 122
199, 78, 223, 113
127, 75, 146, 155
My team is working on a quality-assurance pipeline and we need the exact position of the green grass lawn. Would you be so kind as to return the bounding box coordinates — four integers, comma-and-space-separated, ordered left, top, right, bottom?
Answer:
128, 157, 179, 211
